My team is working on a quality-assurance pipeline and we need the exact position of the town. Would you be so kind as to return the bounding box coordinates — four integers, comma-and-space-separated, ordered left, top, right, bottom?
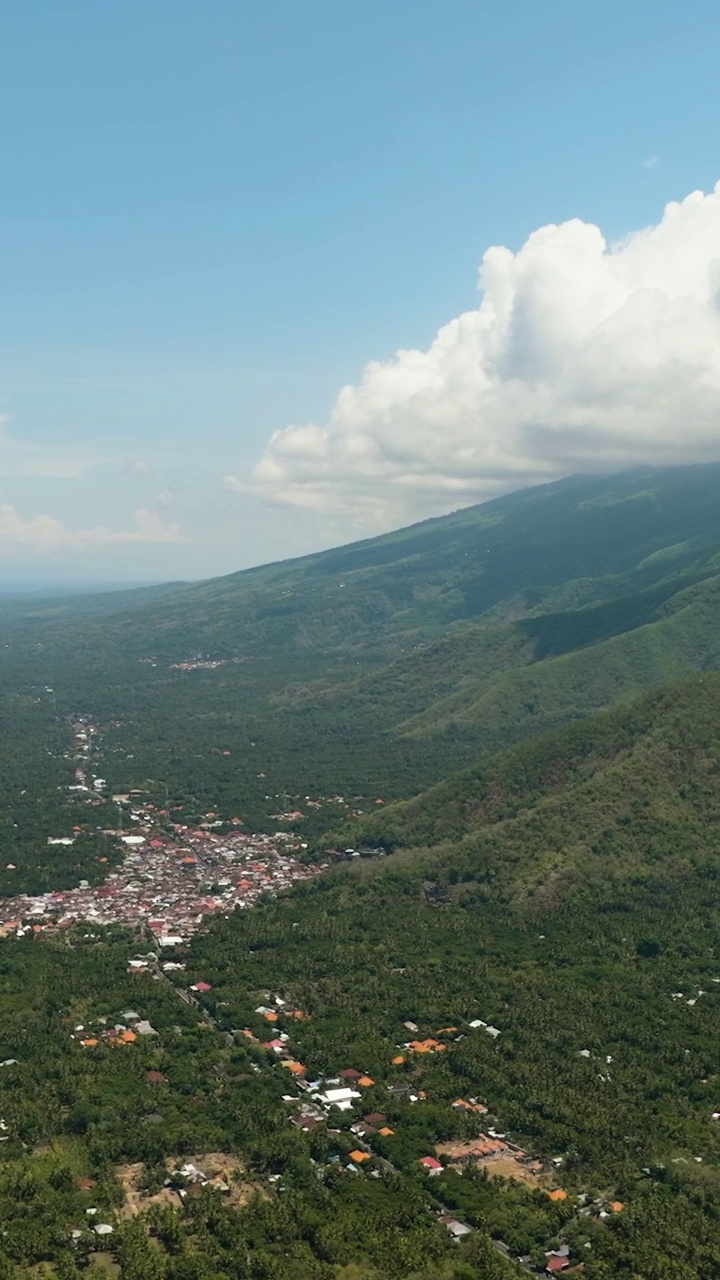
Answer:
0, 824, 325, 940
0, 714, 327, 939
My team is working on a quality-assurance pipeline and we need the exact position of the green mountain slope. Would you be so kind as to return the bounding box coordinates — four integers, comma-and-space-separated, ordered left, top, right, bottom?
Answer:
332, 673, 720, 905
3, 464, 720, 846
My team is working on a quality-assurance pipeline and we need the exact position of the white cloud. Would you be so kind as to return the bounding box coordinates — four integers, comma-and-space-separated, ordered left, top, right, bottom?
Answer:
251, 181, 720, 527
642, 155, 660, 170
0, 506, 184, 557
157, 488, 174, 507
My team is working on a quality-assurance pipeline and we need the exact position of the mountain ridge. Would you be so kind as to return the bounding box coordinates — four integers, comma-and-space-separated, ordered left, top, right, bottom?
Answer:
2, 463, 720, 851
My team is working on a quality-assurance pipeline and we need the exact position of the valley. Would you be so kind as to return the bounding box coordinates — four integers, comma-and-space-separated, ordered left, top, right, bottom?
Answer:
3, 465, 720, 1278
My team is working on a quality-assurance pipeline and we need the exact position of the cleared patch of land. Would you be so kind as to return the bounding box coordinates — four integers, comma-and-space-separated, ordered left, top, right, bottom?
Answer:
116, 1152, 257, 1217
482, 1153, 545, 1186
116, 1161, 180, 1217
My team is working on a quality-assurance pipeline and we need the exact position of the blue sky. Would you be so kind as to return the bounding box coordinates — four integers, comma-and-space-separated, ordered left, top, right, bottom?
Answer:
1, 0, 720, 582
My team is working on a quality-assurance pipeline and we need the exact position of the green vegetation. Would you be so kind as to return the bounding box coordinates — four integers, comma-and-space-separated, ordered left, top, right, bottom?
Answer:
5, 677, 720, 1275
3, 464, 720, 858
3, 465, 720, 1275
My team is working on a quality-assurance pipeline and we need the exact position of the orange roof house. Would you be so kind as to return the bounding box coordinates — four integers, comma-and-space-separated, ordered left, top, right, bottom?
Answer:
547, 1188, 568, 1202
109, 1029, 136, 1045
409, 1038, 445, 1053
349, 1150, 371, 1162
263, 1011, 278, 1023
281, 1060, 306, 1076
357, 1075, 374, 1087
80, 1038, 98, 1048
391, 1054, 405, 1065
610, 1200, 624, 1212
378, 1126, 394, 1136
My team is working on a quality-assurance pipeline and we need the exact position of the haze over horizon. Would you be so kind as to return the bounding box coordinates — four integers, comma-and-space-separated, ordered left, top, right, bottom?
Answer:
2, 0, 720, 583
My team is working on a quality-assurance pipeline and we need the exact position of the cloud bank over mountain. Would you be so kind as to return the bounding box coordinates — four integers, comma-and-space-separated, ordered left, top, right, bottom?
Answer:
248, 182, 720, 526
0, 506, 183, 557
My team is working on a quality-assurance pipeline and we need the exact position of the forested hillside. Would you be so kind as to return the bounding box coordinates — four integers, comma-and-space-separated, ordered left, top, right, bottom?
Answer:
331, 673, 720, 906
2, 465, 720, 851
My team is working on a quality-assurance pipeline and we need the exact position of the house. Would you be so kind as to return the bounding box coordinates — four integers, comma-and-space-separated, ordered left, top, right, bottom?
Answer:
438, 1215, 472, 1238
420, 1156, 443, 1175
408, 1038, 445, 1054
547, 1188, 568, 1202
546, 1257, 569, 1275
263, 1038, 286, 1053
281, 1060, 306, 1076
338, 1068, 362, 1080
349, 1150, 371, 1163
319, 1087, 360, 1111
363, 1112, 386, 1126
435, 1136, 508, 1163
191, 981, 212, 993
357, 1075, 374, 1087
378, 1126, 395, 1136
291, 1115, 321, 1131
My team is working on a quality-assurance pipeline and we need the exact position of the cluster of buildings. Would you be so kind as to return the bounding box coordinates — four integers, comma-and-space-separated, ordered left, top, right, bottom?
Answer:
1, 826, 325, 939
70, 1008, 158, 1048
0, 712, 327, 939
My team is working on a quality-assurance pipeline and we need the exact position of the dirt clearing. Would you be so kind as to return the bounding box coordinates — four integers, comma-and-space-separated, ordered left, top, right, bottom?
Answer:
116, 1152, 257, 1216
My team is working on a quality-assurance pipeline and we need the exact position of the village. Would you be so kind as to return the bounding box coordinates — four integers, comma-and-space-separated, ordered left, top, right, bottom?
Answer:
0, 715, 327, 940
0, 824, 325, 940
218, 996, 624, 1276
58, 982, 619, 1276
0, 716, 625, 1274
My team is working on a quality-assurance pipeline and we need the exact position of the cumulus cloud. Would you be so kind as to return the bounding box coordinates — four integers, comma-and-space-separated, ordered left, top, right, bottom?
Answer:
250, 181, 720, 527
0, 506, 184, 557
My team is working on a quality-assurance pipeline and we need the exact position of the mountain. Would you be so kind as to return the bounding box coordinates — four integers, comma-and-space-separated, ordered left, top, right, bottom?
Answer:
329, 671, 720, 907
2, 463, 720, 850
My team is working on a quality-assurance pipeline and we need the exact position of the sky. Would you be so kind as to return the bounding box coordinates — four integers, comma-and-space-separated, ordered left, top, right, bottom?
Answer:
2, 0, 720, 584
